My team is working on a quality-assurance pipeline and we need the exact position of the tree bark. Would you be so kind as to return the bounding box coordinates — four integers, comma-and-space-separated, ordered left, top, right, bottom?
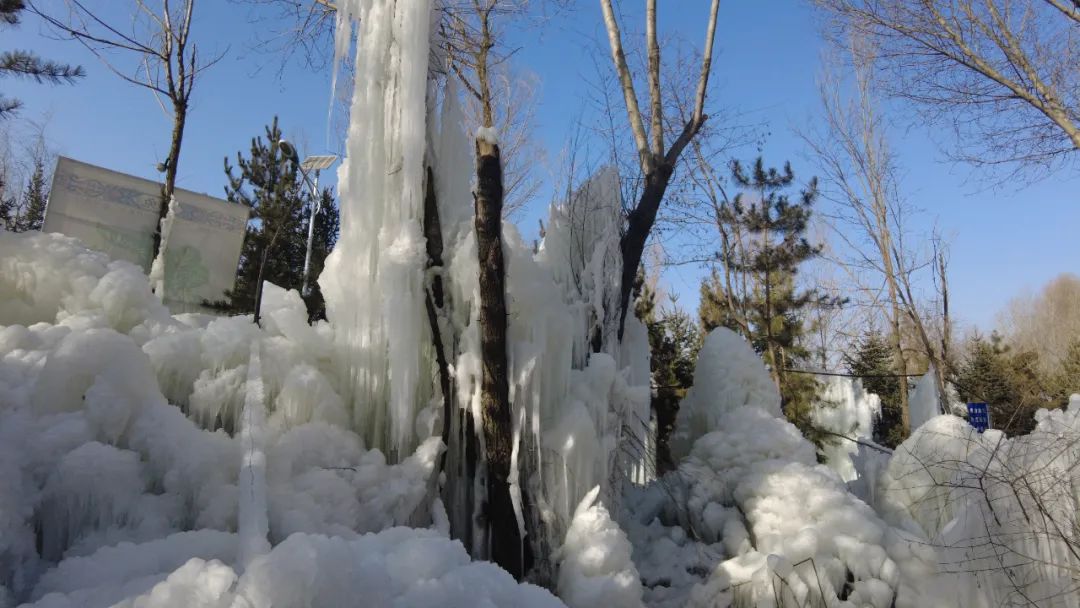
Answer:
617, 164, 674, 341
473, 136, 524, 579
153, 102, 187, 260
423, 166, 453, 464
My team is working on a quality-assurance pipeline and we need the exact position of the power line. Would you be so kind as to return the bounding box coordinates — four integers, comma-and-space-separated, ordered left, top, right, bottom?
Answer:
783, 368, 924, 379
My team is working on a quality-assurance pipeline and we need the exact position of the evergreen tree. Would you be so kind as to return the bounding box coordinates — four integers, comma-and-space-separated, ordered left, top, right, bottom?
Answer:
699, 267, 743, 335
14, 157, 46, 231
699, 158, 838, 441
955, 332, 1053, 436
1053, 340, 1080, 406
220, 117, 338, 320
0, 1, 83, 118
0, 173, 15, 230
844, 331, 904, 447
634, 270, 700, 473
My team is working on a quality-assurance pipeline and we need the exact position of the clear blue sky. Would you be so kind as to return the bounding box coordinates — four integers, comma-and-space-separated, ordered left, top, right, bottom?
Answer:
4, 0, 1077, 332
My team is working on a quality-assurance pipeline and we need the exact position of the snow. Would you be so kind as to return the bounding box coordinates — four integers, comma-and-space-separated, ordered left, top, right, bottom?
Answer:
21, 529, 562, 608
476, 125, 500, 146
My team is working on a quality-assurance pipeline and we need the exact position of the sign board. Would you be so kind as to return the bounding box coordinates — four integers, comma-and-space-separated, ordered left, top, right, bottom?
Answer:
967, 402, 991, 433
42, 156, 249, 312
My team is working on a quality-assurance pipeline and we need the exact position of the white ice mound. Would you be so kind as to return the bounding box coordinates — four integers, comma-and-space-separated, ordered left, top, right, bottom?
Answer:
669, 327, 781, 461
21, 528, 564, 608
557, 486, 644, 608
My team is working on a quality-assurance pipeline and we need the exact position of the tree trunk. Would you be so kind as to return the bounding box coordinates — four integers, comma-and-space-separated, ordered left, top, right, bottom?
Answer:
153, 102, 187, 260
423, 166, 453, 465
617, 163, 674, 341
473, 136, 525, 579
883, 261, 911, 435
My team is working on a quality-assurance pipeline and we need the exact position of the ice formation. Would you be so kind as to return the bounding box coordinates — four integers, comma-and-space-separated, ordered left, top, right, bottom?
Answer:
621, 329, 942, 608
2, 0, 650, 603
317, 0, 651, 581
669, 328, 781, 461
907, 366, 941, 432
0, 230, 529, 605
866, 404, 1080, 607
147, 196, 178, 297
811, 375, 882, 481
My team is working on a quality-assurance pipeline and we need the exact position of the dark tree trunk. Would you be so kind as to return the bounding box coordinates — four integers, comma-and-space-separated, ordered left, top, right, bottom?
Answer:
153, 102, 187, 260
473, 137, 525, 579
616, 163, 674, 341
423, 166, 453, 452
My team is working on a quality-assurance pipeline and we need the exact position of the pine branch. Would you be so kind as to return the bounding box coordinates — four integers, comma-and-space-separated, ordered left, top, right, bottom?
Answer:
0, 50, 84, 83
0, 94, 21, 117
0, 0, 24, 25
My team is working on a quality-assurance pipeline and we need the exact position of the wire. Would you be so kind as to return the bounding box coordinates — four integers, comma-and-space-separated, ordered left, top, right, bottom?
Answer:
783, 368, 925, 379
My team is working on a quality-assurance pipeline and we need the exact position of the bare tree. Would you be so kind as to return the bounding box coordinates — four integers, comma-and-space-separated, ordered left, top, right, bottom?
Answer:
461, 64, 542, 218
599, 0, 720, 343
29, 0, 225, 258
801, 42, 916, 433
1000, 273, 1080, 375
815, 0, 1080, 176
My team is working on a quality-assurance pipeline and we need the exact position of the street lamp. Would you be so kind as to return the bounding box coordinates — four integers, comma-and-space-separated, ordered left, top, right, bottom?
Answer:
278, 140, 337, 298
252, 141, 338, 326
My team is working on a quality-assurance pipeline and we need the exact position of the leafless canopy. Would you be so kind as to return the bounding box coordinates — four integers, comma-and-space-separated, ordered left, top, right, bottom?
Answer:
29, 0, 224, 114
28, 0, 225, 257
816, 0, 1080, 176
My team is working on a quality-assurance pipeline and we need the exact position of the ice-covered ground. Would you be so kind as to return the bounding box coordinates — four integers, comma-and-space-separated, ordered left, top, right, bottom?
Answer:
0, 230, 559, 607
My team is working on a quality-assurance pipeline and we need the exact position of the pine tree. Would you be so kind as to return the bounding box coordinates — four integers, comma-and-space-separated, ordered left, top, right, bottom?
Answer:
1054, 341, 1080, 406
844, 331, 904, 447
0, 1, 83, 118
955, 332, 1053, 436
634, 270, 699, 472
14, 157, 47, 231
699, 158, 838, 441
0, 173, 15, 230
220, 117, 338, 320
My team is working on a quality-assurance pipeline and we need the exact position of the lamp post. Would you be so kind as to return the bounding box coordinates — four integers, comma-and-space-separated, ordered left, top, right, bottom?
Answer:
252, 142, 337, 326
278, 140, 337, 297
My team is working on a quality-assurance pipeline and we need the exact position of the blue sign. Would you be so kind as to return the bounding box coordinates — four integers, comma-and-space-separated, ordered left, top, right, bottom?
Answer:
967, 402, 990, 433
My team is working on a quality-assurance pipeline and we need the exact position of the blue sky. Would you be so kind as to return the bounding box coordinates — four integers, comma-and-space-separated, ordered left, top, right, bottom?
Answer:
4, 0, 1076, 332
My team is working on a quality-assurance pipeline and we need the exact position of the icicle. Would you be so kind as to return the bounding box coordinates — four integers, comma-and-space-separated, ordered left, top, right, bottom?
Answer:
319, 0, 434, 458
237, 339, 270, 567
148, 196, 178, 297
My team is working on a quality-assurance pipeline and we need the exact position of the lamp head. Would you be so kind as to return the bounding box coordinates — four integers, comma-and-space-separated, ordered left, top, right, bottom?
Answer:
278, 139, 300, 166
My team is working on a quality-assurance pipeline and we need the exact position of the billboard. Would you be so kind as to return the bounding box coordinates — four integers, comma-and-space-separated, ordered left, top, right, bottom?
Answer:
42, 156, 249, 311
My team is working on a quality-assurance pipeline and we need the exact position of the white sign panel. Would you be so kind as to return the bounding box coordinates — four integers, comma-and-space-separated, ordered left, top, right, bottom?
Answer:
43, 156, 249, 310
